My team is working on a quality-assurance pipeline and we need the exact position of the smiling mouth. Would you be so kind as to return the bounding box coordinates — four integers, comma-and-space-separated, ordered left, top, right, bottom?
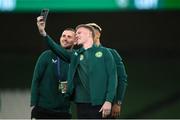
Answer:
62, 41, 68, 44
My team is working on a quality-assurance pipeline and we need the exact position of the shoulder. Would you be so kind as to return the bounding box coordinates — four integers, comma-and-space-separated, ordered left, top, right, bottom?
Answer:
96, 46, 113, 58
109, 48, 122, 60
99, 46, 114, 54
40, 50, 50, 55
102, 47, 123, 60
39, 50, 54, 58
106, 47, 120, 56
105, 47, 117, 53
97, 46, 109, 52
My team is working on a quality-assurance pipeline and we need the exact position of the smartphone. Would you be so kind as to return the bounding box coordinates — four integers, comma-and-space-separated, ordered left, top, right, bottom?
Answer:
40, 9, 49, 23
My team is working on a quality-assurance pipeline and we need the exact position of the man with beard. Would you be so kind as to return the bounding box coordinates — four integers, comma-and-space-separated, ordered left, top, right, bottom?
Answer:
31, 27, 76, 119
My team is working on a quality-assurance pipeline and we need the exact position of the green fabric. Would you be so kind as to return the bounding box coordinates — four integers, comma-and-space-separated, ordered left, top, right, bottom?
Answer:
108, 48, 128, 104
31, 50, 70, 112
44, 35, 117, 105
74, 76, 91, 103
75, 49, 92, 103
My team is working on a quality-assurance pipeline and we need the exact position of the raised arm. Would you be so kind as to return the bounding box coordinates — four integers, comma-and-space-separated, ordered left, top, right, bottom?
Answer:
36, 16, 71, 63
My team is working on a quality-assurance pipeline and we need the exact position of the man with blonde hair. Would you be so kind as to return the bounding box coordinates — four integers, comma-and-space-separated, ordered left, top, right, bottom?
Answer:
86, 22, 128, 118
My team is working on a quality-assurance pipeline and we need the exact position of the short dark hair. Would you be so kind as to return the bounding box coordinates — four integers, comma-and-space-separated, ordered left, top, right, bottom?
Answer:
64, 27, 75, 32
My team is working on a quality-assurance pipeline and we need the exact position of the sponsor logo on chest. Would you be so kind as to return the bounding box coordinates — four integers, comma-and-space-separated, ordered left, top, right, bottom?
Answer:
79, 51, 103, 61
52, 58, 57, 63
95, 51, 103, 58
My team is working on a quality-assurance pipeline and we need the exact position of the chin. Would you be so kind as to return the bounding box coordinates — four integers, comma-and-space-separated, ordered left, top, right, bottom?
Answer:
77, 42, 81, 45
62, 45, 68, 48
64, 45, 69, 48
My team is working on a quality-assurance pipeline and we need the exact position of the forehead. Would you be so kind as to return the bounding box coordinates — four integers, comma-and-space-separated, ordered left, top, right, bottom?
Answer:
62, 30, 75, 36
76, 27, 90, 32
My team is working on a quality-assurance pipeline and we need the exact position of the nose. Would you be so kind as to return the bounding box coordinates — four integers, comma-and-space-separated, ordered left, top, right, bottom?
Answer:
75, 35, 78, 40
75, 34, 78, 38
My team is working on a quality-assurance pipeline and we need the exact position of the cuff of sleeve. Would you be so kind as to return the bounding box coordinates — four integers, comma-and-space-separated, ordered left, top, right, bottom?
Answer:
115, 100, 122, 105
41, 31, 47, 37
106, 97, 113, 103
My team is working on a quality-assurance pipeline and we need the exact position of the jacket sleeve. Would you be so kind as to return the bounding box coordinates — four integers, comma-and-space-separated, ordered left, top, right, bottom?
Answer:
30, 51, 48, 106
104, 49, 118, 103
110, 49, 128, 104
43, 35, 71, 63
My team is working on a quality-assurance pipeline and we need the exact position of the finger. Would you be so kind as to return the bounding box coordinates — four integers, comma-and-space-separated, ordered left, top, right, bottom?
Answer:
37, 16, 39, 21
37, 16, 41, 21
39, 21, 45, 25
106, 109, 111, 115
107, 110, 111, 116
99, 107, 102, 112
104, 112, 108, 118
103, 110, 110, 118
37, 19, 44, 24
37, 22, 45, 27
102, 110, 105, 118
37, 16, 43, 21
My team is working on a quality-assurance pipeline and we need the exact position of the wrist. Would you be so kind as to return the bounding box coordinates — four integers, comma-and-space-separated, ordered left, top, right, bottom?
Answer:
105, 101, 112, 104
40, 30, 47, 37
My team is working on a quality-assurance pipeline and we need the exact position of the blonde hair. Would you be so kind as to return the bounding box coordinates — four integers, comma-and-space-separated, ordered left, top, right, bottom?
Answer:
86, 23, 102, 33
86, 23, 101, 45
75, 24, 96, 39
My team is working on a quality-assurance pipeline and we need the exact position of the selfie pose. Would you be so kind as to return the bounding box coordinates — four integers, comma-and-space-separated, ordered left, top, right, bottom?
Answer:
36, 14, 118, 118
31, 10, 76, 119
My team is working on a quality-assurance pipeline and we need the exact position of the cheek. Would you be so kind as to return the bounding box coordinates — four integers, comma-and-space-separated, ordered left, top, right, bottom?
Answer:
60, 39, 63, 43
69, 39, 74, 43
80, 35, 84, 40
60, 41, 63, 45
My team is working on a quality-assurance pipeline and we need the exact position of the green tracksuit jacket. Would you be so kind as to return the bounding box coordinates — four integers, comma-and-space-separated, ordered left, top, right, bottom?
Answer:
108, 48, 128, 104
43, 35, 117, 105
31, 50, 70, 112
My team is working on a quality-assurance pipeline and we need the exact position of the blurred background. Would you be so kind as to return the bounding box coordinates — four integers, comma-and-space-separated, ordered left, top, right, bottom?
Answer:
0, 0, 180, 118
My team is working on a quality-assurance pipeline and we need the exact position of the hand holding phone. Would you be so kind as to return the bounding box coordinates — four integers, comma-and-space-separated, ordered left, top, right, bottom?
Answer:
40, 9, 49, 23
36, 9, 49, 36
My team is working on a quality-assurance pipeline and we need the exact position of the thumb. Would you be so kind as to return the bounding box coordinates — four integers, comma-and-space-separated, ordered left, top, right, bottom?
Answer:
99, 107, 103, 112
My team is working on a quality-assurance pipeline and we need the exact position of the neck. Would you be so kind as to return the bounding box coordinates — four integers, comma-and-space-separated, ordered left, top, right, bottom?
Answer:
65, 47, 71, 50
83, 38, 93, 49
65, 45, 73, 51
96, 41, 101, 46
